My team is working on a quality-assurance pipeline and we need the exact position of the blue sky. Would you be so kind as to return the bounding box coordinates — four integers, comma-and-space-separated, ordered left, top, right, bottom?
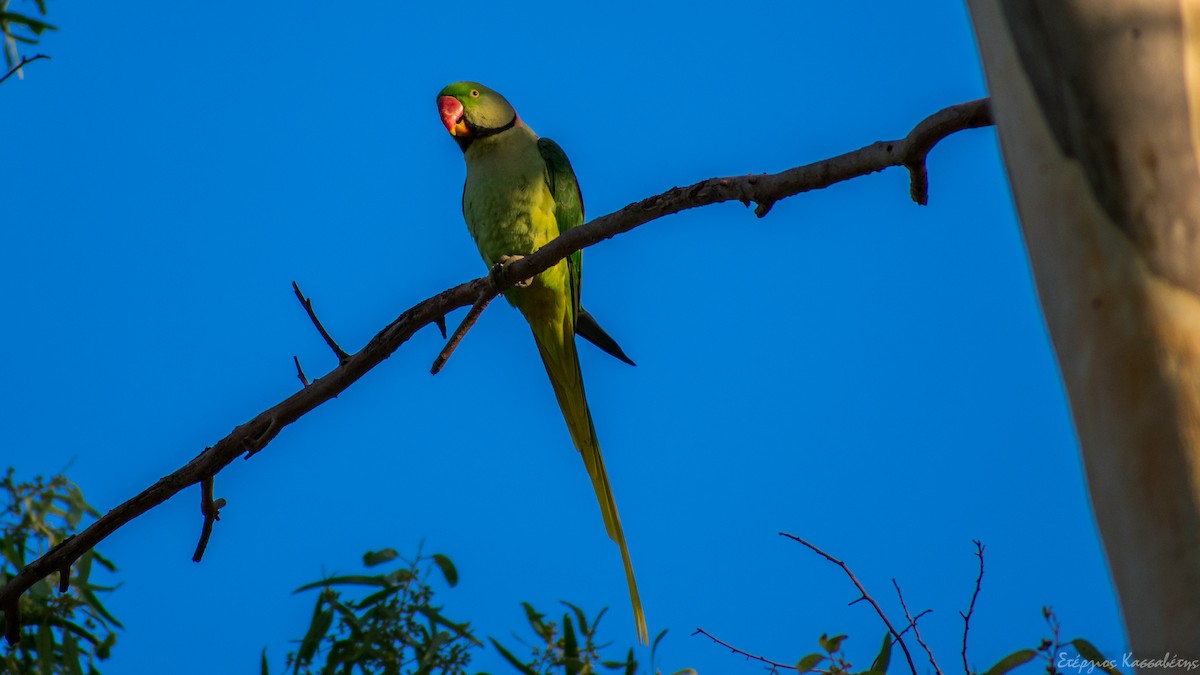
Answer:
4, 2, 1127, 673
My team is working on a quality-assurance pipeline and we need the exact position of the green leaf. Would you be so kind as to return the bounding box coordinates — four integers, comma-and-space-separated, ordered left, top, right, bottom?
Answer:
362, 548, 399, 567
295, 605, 334, 673
356, 585, 401, 609
91, 550, 118, 572
819, 633, 847, 654
521, 602, 551, 642
261, 647, 270, 675
326, 596, 362, 633
562, 615, 580, 675
668, 670, 698, 675
650, 628, 668, 668
386, 567, 416, 585
0, 11, 57, 34
1070, 639, 1119, 675
981, 649, 1038, 675
418, 631, 450, 673
49, 617, 101, 645
96, 632, 116, 659
36, 621, 54, 675
63, 633, 84, 675
293, 575, 391, 593
489, 637, 540, 675
870, 632, 892, 673
80, 586, 124, 628
797, 653, 825, 673
75, 549, 94, 585
624, 647, 637, 675
432, 553, 458, 587
564, 601, 591, 638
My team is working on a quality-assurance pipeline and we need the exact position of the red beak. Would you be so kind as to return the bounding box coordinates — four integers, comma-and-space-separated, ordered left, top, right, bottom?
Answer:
438, 96, 469, 137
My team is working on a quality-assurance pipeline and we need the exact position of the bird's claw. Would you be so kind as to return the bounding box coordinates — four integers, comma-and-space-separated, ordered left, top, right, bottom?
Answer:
492, 254, 533, 288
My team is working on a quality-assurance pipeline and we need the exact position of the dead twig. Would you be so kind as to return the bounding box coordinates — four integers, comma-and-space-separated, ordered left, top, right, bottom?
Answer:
780, 532, 918, 675
293, 281, 349, 363
960, 540, 985, 674
693, 627, 796, 673
893, 579, 942, 675
430, 292, 496, 375
0, 53, 50, 86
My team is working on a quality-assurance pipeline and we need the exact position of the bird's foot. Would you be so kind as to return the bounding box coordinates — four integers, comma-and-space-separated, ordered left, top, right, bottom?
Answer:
491, 254, 532, 288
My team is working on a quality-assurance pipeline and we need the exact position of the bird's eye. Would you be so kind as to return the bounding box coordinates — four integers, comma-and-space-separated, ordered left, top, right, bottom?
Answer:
469, 89, 480, 98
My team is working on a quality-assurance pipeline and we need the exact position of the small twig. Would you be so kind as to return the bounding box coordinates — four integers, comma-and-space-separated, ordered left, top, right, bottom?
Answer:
292, 281, 349, 363
293, 356, 310, 387
693, 627, 796, 671
191, 476, 226, 562
434, 315, 448, 340
0, 53, 50, 86
893, 579, 942, 675
780, 532, 918, 675
430, 292, 495, 375
895, 608, 933, 640
960, 540, 985, 675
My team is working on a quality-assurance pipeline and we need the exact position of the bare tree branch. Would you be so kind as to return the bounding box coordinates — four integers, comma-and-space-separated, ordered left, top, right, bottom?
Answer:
960, 540, 985, 674
0, 53, 49, 86
692, 627, 796, 673
780, 532, 918, 675
893, 579, 942, 675
0, 97, 992, 642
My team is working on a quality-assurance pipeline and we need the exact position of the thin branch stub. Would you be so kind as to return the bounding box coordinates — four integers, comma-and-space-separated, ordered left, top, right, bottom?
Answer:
192, 476, 225, 563
293, 355, 310, 387
292, 281, 350, 363
431, 292, 496, 375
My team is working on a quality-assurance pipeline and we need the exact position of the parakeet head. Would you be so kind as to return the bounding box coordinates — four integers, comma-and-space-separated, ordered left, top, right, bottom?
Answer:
437, 82, 519, 150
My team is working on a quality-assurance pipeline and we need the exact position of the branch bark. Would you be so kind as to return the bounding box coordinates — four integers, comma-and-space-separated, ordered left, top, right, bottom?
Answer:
0, 97, 993, 641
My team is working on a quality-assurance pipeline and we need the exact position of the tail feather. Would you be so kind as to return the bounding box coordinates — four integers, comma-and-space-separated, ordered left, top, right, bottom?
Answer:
528, 310, 648, 646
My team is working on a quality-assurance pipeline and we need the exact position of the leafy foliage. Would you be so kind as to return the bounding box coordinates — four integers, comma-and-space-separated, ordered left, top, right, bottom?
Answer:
0, 468, 121, 675
273, 548, 480, 675
276, 548, 691, 675
488, 601, 694, 675
0, 0, 56, 69
488, 602, 638, 675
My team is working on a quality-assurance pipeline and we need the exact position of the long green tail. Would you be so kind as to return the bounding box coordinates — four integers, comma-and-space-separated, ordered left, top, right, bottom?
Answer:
527, 304, 648, 646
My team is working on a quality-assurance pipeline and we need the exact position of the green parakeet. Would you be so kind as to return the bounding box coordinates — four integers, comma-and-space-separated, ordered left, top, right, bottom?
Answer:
436, 81, 646, 644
